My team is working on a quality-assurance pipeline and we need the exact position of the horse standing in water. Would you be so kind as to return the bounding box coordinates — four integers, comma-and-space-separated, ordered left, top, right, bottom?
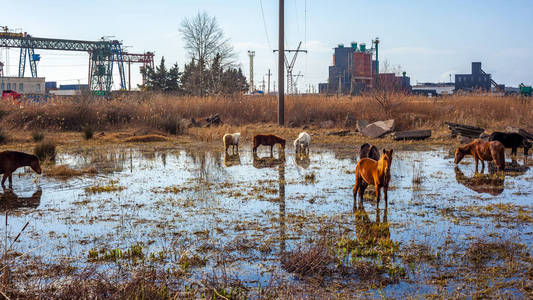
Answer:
0, 151, 42, 187
454, 139, 505, 173
252, 134, 286, 156
353, 149, 393, 210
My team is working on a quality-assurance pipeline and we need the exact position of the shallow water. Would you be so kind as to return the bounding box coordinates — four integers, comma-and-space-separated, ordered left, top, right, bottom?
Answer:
2, 144, 532, 296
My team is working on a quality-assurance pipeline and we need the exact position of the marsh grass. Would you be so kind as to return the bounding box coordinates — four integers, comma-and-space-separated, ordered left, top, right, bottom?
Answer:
31, 131, 44, 142
0, 94, 531, 133
34, 140, 56, 161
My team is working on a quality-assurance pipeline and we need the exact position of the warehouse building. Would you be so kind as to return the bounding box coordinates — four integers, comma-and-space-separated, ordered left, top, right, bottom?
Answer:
0, 77, 45, 94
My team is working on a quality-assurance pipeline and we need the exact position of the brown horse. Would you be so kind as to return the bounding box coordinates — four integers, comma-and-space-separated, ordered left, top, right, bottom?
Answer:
454, 139, 505, 172
0, 151, 42, 187
353, 149, 393, 210
252, 134, 286, 155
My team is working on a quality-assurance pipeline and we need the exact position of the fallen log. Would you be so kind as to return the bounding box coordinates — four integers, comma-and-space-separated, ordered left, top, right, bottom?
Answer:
519, 129, 533, 140
445, 122, 484, 138
392, 130, 432, 141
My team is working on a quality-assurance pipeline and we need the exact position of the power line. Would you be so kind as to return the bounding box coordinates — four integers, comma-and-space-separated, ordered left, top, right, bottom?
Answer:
259, 0, 272, 50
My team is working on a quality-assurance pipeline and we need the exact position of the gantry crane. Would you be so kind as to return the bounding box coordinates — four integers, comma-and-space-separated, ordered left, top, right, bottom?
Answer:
0, 27, 154, 94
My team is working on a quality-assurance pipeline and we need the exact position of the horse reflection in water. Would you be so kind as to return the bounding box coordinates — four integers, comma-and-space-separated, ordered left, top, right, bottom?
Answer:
252, 152, 287, 254
353, 200, 390, 248
224, 152, 241, 167
454, 166, 505, 196
294, 153, 310, 169
0, 188, 42, 210
252, 152, 286, 169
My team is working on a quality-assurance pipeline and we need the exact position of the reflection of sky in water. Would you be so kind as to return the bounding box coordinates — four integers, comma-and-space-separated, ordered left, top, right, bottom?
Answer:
2, 145, 532, 294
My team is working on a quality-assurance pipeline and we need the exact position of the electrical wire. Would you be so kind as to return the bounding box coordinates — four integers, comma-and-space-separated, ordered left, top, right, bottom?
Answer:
259, 0, 272, 51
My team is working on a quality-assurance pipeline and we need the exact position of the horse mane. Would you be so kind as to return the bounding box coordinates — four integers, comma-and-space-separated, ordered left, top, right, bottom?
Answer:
458, 140, 476, 153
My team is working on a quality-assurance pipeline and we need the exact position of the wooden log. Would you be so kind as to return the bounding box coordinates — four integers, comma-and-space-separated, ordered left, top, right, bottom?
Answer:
393, 130, 432, 141
519, 129, 533, 140
444, 122, 484, 132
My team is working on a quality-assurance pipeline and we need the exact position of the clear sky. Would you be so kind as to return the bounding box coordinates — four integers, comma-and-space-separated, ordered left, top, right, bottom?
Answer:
2, 0, 532, 90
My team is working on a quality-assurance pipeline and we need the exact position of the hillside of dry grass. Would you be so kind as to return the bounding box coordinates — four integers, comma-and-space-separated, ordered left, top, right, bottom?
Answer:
0, 94, 531, 134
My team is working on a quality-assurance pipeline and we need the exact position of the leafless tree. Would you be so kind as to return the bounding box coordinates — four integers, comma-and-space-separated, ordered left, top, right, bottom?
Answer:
179, 11, 236, 67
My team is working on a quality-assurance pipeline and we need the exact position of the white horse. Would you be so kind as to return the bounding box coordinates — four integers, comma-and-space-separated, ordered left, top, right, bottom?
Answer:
223, 132, 241, 153
294, 132, 310, 155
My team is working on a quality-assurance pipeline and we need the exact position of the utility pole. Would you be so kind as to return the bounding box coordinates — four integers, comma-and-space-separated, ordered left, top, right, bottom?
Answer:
278, 0, 285, 125
248, 50, 255, 93
266, 69, 272, 94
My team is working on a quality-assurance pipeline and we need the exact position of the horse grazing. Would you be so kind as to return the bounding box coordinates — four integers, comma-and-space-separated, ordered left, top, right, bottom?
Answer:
353, 149, 393, 210
454, 139, 505, 172
252, 134, 286, 155
489, 132, 531, 156
0, 151, 42, 187
294, 132, 310, 155
359, 143, 379, 161
223, 132, 241, 154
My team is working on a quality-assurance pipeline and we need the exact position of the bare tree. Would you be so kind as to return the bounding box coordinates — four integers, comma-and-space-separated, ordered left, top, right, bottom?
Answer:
179, 11, 235, 67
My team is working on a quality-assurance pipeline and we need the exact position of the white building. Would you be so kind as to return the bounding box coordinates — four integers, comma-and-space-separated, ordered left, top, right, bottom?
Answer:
0, 77, 46, 95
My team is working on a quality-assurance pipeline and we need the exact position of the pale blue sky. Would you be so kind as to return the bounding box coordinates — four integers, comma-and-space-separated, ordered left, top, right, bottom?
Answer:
2, 0, 532, 90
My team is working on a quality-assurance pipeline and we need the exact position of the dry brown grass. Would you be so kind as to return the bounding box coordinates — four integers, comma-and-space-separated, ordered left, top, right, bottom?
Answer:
0, 93, 531, 134
123, 134, 169, 143
45, 164, 97, 178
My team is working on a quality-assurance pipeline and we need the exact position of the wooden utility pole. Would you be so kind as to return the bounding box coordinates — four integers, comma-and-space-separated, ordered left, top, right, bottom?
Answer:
278, 0, 284, 125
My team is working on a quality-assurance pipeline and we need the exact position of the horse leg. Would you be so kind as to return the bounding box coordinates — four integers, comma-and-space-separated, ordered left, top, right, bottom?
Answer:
8, 174, 12, 187
512, 147, 517, 157
359, 183, 366, 208
353, 181, 359, 211
384, 185, 388, 205
481, 160, 485, 173
1, 174, 7, 187
375, 185, 381, 209
270, 145, 273, 157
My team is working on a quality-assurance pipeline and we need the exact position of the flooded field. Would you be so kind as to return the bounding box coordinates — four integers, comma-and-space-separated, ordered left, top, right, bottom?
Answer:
3, 143, 533, 298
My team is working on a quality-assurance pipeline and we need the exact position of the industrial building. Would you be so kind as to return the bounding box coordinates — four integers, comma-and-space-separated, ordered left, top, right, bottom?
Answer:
412, 82, 454, 97
0, 76, 45, 94
455, 62, 504, 92
320, 38, 410, 95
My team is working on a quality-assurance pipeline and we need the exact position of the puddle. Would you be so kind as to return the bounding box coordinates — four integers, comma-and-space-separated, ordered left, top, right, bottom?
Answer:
2, 145, 532, 297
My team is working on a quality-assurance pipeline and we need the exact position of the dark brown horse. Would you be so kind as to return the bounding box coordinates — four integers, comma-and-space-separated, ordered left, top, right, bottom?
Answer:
353, 149, 393, 210
359, 143, 380, 161
0, 151, 42, 187
454, 139, 505, 173
252, 134, 286, 155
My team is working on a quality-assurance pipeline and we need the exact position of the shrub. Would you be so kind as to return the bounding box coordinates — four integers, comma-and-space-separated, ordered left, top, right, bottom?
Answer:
34, 140, 56, 162
0, 128, 7, 144
156, 115, 185, 135
83, 126, 94, 140
32, 131, 45, 142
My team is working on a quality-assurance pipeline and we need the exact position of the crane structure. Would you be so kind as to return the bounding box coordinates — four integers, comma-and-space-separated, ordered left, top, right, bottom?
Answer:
0, 28, 154, 94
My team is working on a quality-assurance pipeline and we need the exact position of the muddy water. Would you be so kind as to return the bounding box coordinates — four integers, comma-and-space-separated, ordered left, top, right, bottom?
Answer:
2, 145, 532, 295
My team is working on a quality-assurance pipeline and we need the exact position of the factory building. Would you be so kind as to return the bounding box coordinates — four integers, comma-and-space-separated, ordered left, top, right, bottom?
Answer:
455, 62, 504, 92
326, 42, 375, 94
0, 76, 45, 94
320, 39, 410, 95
